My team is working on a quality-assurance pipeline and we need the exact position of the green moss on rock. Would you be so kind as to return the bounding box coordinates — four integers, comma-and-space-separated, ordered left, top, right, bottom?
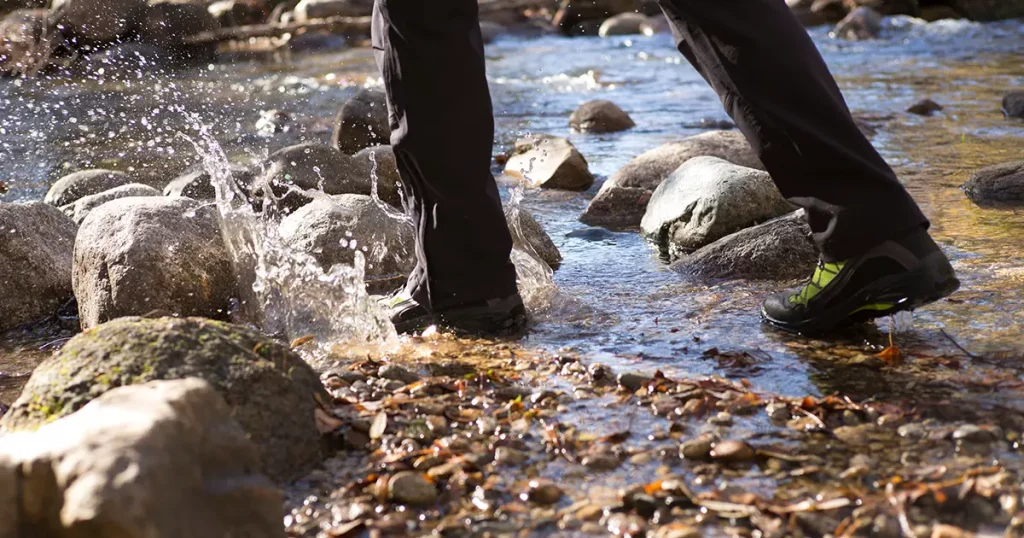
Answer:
1, 316, 329, 483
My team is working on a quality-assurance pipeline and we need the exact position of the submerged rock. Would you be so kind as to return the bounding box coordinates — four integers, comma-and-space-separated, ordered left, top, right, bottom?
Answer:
278, 194, 415, 294
44, 168, 134, 207
670, 211, 817, 281
504, 135, 594, 191
641, 157, 793, 260
580, 131, 763, 229
73, 197, 236, 328
68, 183, 161, 224
505, 207, 562, 270
333, 88, 391, 155
833, 6, 882, 40
0, 379, 284, 538
1002, 91, 1024, 119
0, 202, 77, 331
598, 12, 647, 36
569, 100, 635, 133
907, 98, 943, 116
1, 316, 328, 482
962, 161, 1024, 206
254, 143, 400, 211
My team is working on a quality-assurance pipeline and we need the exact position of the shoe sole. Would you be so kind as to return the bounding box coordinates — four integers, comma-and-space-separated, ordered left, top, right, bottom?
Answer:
761, 251, 961, 335
393, 300, 529, 337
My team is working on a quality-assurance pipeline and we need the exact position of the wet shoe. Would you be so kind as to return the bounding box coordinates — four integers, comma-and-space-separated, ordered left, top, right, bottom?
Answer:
761, 227, 960, 334
384, 292, 528, 336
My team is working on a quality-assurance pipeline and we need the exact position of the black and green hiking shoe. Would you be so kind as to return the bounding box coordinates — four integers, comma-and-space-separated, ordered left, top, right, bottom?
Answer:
761, 228, 960, 334
384, 292, 528, 336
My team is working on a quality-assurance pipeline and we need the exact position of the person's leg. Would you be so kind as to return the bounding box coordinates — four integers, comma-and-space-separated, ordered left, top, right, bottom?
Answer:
659, 0, 958, 333
660, 0, 925, 258
372, 0, 523, 333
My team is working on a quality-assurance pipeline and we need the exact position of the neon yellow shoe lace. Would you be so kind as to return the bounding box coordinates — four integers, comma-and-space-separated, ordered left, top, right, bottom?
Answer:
789, 260, 846, 306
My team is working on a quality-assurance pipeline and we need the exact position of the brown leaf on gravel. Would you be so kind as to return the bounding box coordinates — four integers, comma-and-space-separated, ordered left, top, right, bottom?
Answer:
315, 407, 346, 434
876, 344, 904, 366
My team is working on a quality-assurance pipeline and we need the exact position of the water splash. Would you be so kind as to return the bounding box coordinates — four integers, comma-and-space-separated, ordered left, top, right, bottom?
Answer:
181, 122, 398, 361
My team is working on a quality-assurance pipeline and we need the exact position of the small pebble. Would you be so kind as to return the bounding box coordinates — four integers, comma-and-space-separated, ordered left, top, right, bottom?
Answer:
953, 424, 997, 443
495, 446, 528, 465
680, 436, 715, 461
388, 471, 437, 506
582, 453, 621, 470
710, 440, 756, 463
524, 479, 564, 505
618, 372, 651, 393
378, 364, 421, 384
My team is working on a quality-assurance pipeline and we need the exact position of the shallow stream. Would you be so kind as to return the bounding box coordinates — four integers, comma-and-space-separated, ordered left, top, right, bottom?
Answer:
2, 16, 1024, 536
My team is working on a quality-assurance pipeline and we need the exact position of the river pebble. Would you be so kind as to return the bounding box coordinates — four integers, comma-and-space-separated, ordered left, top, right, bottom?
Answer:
387, 472, 437, 506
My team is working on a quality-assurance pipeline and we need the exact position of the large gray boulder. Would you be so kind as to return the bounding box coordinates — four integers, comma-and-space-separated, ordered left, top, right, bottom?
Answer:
44, 168, 134, 207
0, 379, 284, 538
580, 131, 764, 229
332, 88, 391, 155
832, 6, 882, 40
641, 157, 794, 261
73, 197, 236, 329
67, 183, 161, 224
504, 135, 594, 191
253, 143, 400, 212
1, 316, 329, 483
279, 194, 415, 294
0, 202, 77, 330
51, 0, 148, 42
671, 211, 817, 280
962, 161, 1024, 206
569, 100, 635, 134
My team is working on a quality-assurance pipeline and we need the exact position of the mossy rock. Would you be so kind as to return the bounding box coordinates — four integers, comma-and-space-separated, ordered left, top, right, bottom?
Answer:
1, 316, 329, 483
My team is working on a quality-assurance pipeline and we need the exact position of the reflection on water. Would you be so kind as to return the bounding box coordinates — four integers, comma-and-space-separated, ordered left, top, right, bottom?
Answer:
1, 18, 1023, 407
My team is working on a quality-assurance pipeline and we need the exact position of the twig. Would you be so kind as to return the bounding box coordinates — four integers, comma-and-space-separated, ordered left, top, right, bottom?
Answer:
795, 406, 827, 430
939, 328, 980, 360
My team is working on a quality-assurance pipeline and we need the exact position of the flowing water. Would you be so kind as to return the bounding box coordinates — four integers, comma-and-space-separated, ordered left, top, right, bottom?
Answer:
1, 16, 1023, 506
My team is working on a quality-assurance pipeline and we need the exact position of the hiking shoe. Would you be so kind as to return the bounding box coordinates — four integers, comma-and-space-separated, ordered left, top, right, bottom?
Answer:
761, 227, 960, 334
384, 292, 528, 336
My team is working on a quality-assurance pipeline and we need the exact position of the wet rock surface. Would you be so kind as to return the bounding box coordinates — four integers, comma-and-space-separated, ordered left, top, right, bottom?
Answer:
163, 165, 255, 200
504, 134, 595, 191
833, 6, 882, 40
332, 88, 390, 155
570, 99, 636, 133
962, 161, 1024, 206
598, 12, 647, 37
670, 211, 817, 280
0, 202, 77, 330
67, 182, 161, 224
506, 206, 563, 270
278, 194, 415, 293
1, 316, 328, 482
253, 143, 399, 211
44, 169, 135, 207
73, 197, 236, 329
581, 131, 764, 230
641, 157, 794, 261
0, 379, 284, 538
1003, 91, 1024, 119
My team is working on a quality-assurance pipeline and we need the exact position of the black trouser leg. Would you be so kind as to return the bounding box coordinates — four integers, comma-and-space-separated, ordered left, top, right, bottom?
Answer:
372, 0, 518, 310
658, 0, 929, 261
